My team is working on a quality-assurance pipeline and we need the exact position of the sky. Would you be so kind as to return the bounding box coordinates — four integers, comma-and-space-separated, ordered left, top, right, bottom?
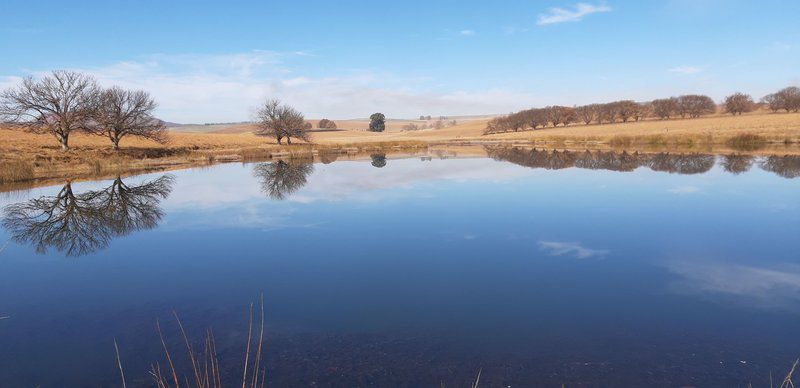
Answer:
1, 0, 798, 123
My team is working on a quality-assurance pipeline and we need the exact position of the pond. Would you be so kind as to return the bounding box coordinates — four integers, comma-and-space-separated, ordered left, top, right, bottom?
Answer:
0, 149, 799, 387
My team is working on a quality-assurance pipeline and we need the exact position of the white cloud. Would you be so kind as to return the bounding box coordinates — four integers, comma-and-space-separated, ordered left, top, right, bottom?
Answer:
668, 65, 703, 75
537, 3, 612, 26
668, 185, 701, 194
538, 241, 609, 259
4, 51, 538, 123
459, 29, 475, 36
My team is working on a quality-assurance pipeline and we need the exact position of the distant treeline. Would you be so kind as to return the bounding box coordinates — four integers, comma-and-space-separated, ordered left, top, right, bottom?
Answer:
485, 146, 800, 179
485, 86, 800, 135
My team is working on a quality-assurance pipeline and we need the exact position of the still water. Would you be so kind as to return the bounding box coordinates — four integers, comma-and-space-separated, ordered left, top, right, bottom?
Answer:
1, 149, 799, 387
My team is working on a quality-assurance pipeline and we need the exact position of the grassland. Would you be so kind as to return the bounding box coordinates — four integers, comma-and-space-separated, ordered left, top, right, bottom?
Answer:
1, 111, 799, 186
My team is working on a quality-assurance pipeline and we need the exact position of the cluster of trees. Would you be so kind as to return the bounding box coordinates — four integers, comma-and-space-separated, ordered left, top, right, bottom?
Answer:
317, 119, 337, 129
0, 70, 167, 151
2, 175, 174, 256
484, 86, 800, 135
485, 100, 660, 134
762, 86, 800, 113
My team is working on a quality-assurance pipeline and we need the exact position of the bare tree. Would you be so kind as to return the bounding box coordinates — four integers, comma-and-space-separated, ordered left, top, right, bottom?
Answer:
0, 70, 99, 150
254, 99, 309, 144
762, 93, 782, 113
724, 92, 755, 115
597, 103, 617, 124
575, 104, 598, 125
677, 95, 716, 118
775, 86, 800, 112
90, 87, 168, 150
651, 98, 678, 119
615, 100, 639, 123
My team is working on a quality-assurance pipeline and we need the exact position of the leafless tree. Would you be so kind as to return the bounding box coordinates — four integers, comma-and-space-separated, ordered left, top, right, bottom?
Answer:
597, 103, 617, 124
545, 106, 574, 127
761, 93, 782, 113
90, 87, 168, 150
651, 98, 678, 119
634, 102, 652, 121
1, 175, 174, 257
253, 160, 314, 200
615, 100, 639, 123
254, 99, 310, 144
774, 86, 800, 112
723, 92, 755, 115
677, 95, 716, 118
575, 104, 598, 125
0, 70, 99, 150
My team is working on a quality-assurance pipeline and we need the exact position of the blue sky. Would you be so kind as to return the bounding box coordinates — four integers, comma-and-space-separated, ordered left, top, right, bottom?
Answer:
1, 0, 798, 122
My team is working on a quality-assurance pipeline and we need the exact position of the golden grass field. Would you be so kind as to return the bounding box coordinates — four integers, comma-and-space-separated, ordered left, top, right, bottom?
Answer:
1, 111, 799, 187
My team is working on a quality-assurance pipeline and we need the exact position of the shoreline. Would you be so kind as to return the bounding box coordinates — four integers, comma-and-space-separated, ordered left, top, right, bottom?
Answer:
2, 111, 800, 188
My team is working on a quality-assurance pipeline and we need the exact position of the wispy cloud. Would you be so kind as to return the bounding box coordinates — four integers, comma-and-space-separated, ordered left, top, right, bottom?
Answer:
6, 51, 539, 123
667, 261, 800, 311
459, 29, 475, 36
537, 2, 612, 26
538, 241, 609, 259
668, 65, 703, 75
668, 185, 701, 195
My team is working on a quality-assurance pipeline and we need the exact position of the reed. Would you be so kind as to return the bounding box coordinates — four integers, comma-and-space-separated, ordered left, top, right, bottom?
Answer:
117, 294, 267, 388
0, 160, 34, 183
727, 133, 768, 151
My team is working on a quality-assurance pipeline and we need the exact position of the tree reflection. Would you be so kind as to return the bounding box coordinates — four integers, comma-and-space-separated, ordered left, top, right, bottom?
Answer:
2, 175, 174, 257
721, 154, 754, 175
486, 146, 716, 175
253, 160, 314, 200
370, 153, 387, 168
761, 155, 800, 179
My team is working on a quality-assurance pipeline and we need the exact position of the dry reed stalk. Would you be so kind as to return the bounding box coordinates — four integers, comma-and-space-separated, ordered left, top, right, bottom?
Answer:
114, 338, 128, 388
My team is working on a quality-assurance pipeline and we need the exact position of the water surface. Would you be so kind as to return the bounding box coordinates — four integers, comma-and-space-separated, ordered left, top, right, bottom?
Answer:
1, 150, 799, 387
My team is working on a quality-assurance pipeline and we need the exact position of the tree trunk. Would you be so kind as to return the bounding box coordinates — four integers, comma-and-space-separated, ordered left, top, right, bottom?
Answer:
286, 137, 292, 145
59, 133, 69, 151
113, 139, 120, 151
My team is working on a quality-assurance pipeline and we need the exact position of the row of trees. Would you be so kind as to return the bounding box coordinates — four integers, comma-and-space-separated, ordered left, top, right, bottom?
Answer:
0, 70, 167, 150
486, 146, 800, 178
484, 86, 798, 135
762, 86, 800, 113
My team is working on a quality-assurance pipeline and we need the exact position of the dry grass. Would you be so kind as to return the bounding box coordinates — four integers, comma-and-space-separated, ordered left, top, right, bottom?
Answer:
1, 111, 799, 185
116, 295, 267, 388
0, 160, 34, 183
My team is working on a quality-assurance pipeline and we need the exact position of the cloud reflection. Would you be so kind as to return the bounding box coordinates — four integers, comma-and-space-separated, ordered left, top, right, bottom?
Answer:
538, 241, 609, 259
667, 261, 800, 311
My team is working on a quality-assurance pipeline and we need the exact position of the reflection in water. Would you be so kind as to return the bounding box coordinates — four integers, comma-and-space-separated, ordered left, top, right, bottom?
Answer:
370, 153, 387, 168
485, 146, 800, 178
253, 160, 314, 200
1, 175, 174, 257
761, 155, 800, 178
721, 154, 754, 175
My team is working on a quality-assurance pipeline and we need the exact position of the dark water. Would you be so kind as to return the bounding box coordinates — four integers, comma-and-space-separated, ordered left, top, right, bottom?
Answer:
1, 150, 799, 387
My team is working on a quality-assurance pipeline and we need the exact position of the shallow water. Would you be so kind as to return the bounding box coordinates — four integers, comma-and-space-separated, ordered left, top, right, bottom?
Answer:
1, 150, 799, 387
